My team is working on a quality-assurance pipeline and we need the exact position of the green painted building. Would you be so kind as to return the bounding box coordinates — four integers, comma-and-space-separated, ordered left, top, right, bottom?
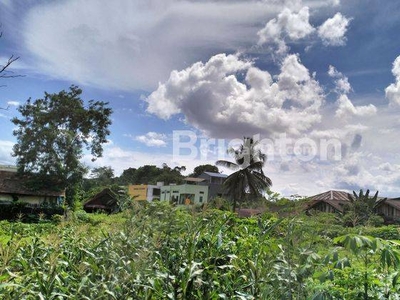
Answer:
160, 182, 208, 205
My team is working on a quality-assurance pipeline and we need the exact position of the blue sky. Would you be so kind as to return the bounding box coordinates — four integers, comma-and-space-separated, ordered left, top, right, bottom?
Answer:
1, 0, 400, 197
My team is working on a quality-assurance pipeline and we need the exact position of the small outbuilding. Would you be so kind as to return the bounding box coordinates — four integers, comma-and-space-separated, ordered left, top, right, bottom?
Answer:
83, 188, 120, 213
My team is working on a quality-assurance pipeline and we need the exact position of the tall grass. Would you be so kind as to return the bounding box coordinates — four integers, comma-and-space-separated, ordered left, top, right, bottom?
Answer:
1, 203, 400, 299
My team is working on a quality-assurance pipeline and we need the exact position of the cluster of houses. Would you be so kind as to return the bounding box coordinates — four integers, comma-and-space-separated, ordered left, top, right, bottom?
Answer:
1, 164, 400, 223
83, 171, 228, 212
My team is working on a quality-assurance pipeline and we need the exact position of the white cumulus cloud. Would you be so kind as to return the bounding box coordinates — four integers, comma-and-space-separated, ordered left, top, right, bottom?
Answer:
146, 53, 324, 138
318, 13, 351, 46
257, 6, 315, 54
135, 132, 167, 147
385, 55, 400, 107
335, 95, 377, 118
328, 65, 352, 94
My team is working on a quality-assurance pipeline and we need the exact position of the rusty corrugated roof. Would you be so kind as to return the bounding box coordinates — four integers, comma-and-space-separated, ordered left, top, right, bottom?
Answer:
377, 198, 400, 210
0, 170, 65, 197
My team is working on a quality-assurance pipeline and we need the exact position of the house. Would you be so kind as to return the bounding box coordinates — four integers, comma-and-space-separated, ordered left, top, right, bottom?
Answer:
83, 188, 120, 213
375, 198, 400, 223
305, 190, 400, 223
160, 178, 208, 205
128, 183, 162, 202
305, 190, 351, 214
0, 168, 65, 207
197, 172, 228, 199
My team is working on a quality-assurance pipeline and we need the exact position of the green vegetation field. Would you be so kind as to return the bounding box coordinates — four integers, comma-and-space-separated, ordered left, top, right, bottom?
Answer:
1, 203, 400, 299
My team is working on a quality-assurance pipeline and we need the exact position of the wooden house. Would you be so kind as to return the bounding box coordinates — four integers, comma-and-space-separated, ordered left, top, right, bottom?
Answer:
83, 188, 120, 213
0, 169, 65, 207
375, 198, 400, 223
305, 190, 351, 214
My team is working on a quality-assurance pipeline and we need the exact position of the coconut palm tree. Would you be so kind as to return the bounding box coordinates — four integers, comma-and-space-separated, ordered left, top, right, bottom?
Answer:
216, 137, 272, 212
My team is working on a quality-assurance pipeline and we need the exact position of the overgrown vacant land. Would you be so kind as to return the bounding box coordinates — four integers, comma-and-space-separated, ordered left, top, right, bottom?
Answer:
1, 203, 400, 299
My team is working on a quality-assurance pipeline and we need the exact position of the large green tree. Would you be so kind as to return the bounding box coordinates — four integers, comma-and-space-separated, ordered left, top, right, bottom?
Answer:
216, 137, 272, 212
116, 167, 137, 185
12, 85, 112, 206
82, 166, 115, 193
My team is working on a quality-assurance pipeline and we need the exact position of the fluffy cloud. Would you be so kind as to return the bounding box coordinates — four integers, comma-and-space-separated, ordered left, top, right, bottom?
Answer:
147, 53, 324, 138
135, 132, 167, 147
327, 65, 377, 119
385, 56, 400, 106
257, 6, 351, 56
318, 13, 350, 46
257, 7, 314, 54
328, 65, 351, 94
335, 95, 377, 118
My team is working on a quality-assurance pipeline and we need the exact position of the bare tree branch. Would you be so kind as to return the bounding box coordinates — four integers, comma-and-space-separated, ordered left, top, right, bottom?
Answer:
0, 55, 24, 78
0, 29, 25, 109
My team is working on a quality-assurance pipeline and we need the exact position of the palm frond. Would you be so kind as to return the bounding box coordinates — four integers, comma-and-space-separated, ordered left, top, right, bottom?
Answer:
216, 160, 239, 171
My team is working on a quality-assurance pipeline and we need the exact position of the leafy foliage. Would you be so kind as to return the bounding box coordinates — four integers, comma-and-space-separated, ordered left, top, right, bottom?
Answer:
12, 86, 112, 206
341, 189, 383, 227
114, 164, 186, 186
189, 164, 219, 177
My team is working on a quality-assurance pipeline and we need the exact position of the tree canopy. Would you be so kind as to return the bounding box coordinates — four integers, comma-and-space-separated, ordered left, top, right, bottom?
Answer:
189, 164, 219, 177
116, 164, 185, 186
12, 85, 112, 206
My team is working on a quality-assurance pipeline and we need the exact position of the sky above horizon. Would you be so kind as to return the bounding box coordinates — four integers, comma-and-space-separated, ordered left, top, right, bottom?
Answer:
1, 0, 400, 197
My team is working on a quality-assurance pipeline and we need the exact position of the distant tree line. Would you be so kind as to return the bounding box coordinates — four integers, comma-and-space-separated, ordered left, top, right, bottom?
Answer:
82, 163, 221, 191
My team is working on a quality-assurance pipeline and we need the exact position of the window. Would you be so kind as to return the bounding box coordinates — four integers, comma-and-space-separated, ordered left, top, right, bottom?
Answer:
200, 191, 204, 194
199, 196, 203, 203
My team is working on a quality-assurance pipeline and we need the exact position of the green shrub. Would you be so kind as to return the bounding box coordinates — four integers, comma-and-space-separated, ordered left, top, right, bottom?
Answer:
51, 214, 64, 225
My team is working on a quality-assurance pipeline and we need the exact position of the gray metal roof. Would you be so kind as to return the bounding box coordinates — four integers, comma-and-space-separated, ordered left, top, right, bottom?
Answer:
203, 172, 228, 178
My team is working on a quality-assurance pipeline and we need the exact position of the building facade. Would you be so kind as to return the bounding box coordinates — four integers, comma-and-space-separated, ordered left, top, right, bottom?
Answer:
160, 184, 208, 205
128, 184, 162, 202
0, 169, 65, 207
197, 172, 228, 199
